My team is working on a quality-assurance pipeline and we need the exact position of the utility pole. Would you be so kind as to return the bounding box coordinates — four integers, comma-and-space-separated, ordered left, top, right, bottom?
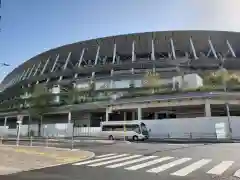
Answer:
220, 67, 232, 139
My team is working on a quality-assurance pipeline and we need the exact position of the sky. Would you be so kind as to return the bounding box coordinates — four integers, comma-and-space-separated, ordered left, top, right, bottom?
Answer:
0, 0, 240, 82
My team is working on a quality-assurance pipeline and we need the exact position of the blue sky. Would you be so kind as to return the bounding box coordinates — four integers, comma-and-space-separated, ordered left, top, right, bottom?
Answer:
0, 0, 239, 82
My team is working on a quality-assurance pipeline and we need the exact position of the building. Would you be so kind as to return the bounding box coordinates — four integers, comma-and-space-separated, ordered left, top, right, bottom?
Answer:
0, 30, 240, 137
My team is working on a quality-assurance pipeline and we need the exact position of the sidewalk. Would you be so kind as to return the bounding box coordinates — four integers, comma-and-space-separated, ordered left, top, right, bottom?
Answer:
0, 145, 94, 175
146, 138, 237, 144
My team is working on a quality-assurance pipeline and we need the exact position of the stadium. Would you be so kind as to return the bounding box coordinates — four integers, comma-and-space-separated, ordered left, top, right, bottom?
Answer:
0, 30, 240, 139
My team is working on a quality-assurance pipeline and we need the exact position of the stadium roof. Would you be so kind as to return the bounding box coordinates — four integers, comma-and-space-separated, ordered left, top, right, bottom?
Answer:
2, 30, 240, 85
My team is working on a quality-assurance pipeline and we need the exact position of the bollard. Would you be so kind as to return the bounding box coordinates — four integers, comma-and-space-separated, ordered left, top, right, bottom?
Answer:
30, 136, 33, 146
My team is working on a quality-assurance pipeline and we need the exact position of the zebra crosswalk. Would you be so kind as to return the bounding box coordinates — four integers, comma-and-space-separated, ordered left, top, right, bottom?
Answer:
72, 153, 240, 177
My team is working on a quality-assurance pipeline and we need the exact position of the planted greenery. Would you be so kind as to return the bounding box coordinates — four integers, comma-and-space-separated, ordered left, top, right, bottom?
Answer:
27, 83, 53, 120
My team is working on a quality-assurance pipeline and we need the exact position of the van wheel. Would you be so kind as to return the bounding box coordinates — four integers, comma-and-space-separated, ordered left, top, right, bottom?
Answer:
132, 135, 138, 141
109, 135, 114, 140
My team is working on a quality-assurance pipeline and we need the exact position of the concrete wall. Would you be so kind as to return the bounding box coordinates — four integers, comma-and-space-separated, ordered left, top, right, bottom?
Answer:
143, 116, 240, 139
1, 116, 240, 139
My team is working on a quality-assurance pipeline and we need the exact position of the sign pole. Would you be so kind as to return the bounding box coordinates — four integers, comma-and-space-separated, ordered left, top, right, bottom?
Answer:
16, 115, 23, 146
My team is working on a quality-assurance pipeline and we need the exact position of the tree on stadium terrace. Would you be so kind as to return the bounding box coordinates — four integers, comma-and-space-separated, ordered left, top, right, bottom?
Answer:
63, 84, 86, 105
203, 70, 229, 88
27, 83, 53, 133
227, 72, 240, 88
203, 69, 240, 90
88, 79, 96, 99
142, 70, 161, 94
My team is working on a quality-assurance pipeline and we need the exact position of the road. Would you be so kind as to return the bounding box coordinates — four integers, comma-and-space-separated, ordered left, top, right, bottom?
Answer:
2, 141, 240, 180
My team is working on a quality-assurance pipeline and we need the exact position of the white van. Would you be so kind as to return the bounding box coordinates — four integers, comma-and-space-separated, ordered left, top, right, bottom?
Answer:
100, 120, 149, 141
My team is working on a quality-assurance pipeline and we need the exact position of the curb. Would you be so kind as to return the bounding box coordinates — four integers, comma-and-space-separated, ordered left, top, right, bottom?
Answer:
0, 144, 95, 176
0, 144, 83, 152
145, 139, 236, 144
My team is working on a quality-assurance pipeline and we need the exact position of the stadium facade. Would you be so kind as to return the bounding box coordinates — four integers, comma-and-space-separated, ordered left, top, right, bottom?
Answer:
1, 30, 240, 138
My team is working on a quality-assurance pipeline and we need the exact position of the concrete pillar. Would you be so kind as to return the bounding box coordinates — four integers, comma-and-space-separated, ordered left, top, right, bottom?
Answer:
137, 107, 142, 120
132, 111, 135, 120
4, 117, 7, 126
68, 111, 71, 123
154, 112, 158, 120
123, 112, 127, 121
205, 100, 211, 117
105, 109, 109, 121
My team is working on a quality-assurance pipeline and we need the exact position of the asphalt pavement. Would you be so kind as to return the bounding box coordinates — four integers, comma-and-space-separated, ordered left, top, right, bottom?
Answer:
2, 141, 240, 180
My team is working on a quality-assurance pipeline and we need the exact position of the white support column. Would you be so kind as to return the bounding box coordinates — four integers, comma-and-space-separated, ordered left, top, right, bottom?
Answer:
170, 38, 176, 60
151, 39, 155, 61
205, 99, 211, 117
132, 40, 135, 62
68, 111, 71, 124
208, 38, 218, 59
17, 70, 26, 82
50, 54, 60, 72
151, 37, 156, 73
36, 57, 51, 84
110, 43, 117, 89
40, 57, 50, 75
33, 62, 42, 76
189, 37, 198, 60
46, 54, 60, 82
226, 40, 236, 58
131, 40, 135, 74
92, 45, 100, 78
27, 64, 36, 79
63, 52, 72, 70
74, 48, 85, 78
4, 117, 7, 127
112, 43, 116, 64
22, 68, 30, 80
137, 107, 142, 120
59, 52, 72, 81
12, 74, 20, 85
105, 108, 110, 122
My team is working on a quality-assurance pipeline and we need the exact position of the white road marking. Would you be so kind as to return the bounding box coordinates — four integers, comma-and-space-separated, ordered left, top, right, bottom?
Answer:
171, 159, 212, 176
95, 154, 117, 158
207, 161, 234, 175
73, 154, 129, 166
234, 169, 240, 178
88, 155, 142, 167
147, 158, 192, 173
106, 156, 158, 168
125, 156, 174, 171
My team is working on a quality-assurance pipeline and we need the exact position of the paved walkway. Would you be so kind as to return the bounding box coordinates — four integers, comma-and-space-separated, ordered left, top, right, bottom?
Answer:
0, 145, 94, 175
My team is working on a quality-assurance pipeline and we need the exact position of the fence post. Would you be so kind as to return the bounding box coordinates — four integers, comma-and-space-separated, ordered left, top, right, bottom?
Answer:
0, 136, 3, 144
